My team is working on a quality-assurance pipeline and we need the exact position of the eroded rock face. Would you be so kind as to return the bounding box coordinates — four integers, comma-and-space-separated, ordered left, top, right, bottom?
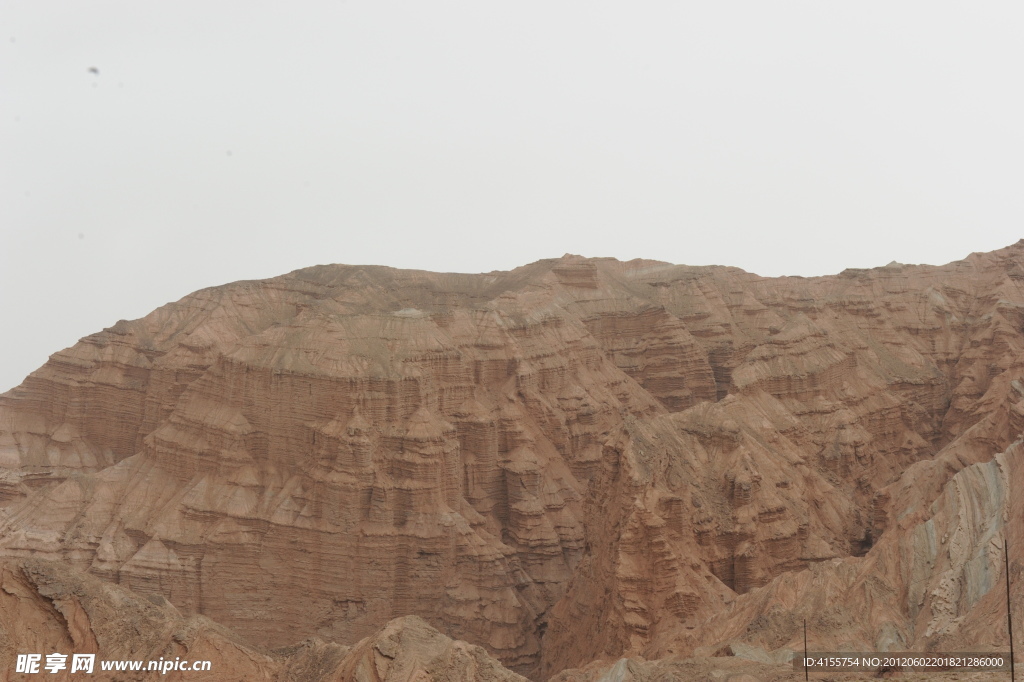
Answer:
334, 615, 529, 682
0, 557, 282, 681
4, 244, 1024, 677
0, 558, 525, 682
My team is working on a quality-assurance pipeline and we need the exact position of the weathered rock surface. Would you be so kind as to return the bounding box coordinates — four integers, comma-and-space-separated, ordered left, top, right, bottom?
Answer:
3, 243, 1024, 678
0, 557, 281, 681
0, 558, 525, 682
332, 615, 529, 682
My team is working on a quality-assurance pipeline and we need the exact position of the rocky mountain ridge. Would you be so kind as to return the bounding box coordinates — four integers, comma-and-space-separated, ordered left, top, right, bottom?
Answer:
3, 242, 1024, 680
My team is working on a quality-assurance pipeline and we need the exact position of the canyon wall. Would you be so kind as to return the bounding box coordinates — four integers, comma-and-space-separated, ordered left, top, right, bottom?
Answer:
3, 243, 1024, 678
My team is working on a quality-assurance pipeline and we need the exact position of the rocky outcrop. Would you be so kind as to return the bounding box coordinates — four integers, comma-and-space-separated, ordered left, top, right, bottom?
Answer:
0, 558, 525, 682
0, 557, 282, 681
333, 615, 528, 682
4, 243, 1024, 678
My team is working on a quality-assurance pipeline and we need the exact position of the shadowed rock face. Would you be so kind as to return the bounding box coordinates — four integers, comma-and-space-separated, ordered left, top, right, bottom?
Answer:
3, 243, 1024, 678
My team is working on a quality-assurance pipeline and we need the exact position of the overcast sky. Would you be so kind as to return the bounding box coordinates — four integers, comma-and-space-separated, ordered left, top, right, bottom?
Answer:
2, 2, 1022, 392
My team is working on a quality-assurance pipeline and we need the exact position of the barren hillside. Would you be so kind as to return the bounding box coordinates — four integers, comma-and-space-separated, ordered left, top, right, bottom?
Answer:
3, 243, 1024, 680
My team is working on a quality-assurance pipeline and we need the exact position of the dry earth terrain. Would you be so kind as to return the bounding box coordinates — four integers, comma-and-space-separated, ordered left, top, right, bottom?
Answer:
3, 242, 1024, 680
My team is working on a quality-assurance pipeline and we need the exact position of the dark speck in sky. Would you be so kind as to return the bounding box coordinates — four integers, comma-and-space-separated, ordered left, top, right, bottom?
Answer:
88, 66, 99, 75
78, 233, 84, 240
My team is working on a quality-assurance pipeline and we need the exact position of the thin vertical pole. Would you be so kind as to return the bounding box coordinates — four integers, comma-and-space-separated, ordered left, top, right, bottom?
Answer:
1007, 538, 1016, 682
803, 618, 809, 681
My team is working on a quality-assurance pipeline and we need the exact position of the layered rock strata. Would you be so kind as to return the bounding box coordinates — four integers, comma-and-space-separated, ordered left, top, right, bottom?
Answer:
0, 558, 525, 682
3, 244, 1024, 677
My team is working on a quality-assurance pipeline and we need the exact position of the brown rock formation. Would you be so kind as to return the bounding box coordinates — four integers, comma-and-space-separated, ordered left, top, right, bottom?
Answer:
332, 615, 529, 682
0, 558, 525, 682
3, 243, 1024, 678
0, 557, 282, 681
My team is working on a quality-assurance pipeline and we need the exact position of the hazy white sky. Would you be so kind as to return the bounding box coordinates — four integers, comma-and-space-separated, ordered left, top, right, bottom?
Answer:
2, 2, 1023, 392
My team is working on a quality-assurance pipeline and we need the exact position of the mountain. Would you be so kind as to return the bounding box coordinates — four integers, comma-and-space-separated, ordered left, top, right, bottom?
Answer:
3, 242, 1024, 679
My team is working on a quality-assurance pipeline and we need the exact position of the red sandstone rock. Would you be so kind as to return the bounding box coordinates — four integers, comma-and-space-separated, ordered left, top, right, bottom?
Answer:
3, 243, 1024, 678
